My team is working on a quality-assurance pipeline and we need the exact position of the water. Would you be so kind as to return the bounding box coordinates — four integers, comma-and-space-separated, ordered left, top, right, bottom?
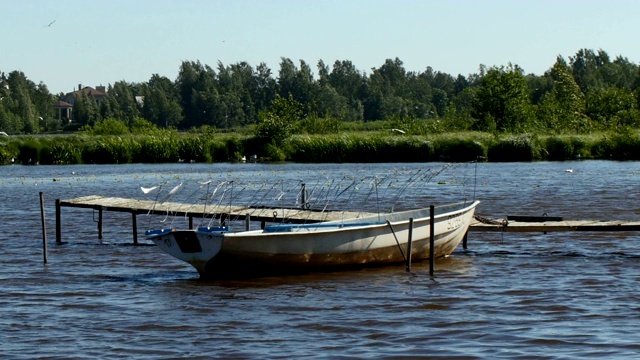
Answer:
1, 161, 640, 359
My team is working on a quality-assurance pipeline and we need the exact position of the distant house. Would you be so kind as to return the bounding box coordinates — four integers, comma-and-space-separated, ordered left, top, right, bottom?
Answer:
63, 84, 107, 106
56, 84, 107, 122
53, 100, 73, 123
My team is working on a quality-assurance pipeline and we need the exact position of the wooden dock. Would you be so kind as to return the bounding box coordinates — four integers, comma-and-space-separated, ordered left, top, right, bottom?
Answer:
55, 195, 640, 245
470, 216, 640, 232
55, 195, 372, 244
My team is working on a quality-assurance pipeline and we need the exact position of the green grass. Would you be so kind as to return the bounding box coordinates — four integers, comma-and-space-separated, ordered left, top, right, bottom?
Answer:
3, 130, 640, 165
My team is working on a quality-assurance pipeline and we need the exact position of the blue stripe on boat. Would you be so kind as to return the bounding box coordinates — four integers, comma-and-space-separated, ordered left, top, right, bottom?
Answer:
197, 226, 231, 233
263, 221, 386, 233
145, 228, 172, 236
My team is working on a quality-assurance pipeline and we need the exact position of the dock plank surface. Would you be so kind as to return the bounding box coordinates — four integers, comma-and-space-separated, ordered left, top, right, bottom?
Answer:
60, 196, 640, 232
59, 196, 373, 224
470, 217, 640, 232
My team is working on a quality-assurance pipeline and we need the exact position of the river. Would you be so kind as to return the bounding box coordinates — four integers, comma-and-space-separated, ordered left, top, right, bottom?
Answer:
1, 161, 639, 358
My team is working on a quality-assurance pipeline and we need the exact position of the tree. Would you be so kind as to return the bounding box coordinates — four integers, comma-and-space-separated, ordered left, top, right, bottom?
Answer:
176, 60, 216, 128
366, 58, 409, 120
254, 94, 302, 147
32, 83, 55, 132
72, 92, 99, 126
537, 59, 590, 133
570, 48, 608, 92
252, 62, 277, 118
471, 64, 534, 132
277, 58, 317, 108
4, 70, 43, 133
325, 60, 366, 120
216, 61, 256, 127
599, 55, 639, 91
141, 74, 183, 128
369, 58, 407, 98
108, 81, 140, 124
585, 86, 639, 128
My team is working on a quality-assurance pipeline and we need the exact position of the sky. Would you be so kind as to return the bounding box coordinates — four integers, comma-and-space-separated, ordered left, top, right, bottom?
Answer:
1, 0, 639, 95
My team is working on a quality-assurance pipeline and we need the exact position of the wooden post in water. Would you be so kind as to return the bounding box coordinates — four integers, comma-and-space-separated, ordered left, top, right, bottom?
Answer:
131, 212, 138, 245
40, 192, 48, 264
429, 205, 435, 276
98, 208, 103, 241
55, 199, 61, 244
300, 183, 308, 209
189, 215, 194, 230
245, 214, 251, 231
406, 218, 414, 272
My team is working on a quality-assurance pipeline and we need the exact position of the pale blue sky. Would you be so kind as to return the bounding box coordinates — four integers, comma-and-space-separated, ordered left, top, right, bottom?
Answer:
1, 0, 639, 94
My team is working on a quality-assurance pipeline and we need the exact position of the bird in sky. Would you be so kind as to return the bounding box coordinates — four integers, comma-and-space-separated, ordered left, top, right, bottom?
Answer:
45, 20, 56, 27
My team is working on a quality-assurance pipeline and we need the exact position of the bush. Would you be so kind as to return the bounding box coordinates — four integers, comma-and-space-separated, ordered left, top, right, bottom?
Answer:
84, 118, 130, 135
0, 140, 18, 165
609, 129, 640, 160
433, 137, 486, 162
488, 134, 539, 162
134, 135, 179, 163
81, 136, 137, 164
544, 136, 591, 161
39, 137, 83, 164
176, 135, 210, 163
16, 138, 42, 165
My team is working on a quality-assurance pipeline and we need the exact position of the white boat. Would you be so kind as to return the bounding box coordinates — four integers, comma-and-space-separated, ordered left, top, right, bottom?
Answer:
146, 200, 479, 279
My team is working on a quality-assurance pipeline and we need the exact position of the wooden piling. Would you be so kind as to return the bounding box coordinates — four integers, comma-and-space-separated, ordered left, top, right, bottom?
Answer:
40, 192, 48, 264
98, 208, 103, 241
300, 183, 308, 209
55, 199, 61, 244
245, 214, 251, 231
429, 205, 435, 276
131, 212, 138, 245
406, 218, 414, 272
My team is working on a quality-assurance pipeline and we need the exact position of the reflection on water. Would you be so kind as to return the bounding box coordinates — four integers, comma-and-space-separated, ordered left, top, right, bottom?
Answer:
2, 161, 640, 358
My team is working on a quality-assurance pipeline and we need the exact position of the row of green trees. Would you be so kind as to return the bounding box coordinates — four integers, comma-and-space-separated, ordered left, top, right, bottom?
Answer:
1, 48, 639, 135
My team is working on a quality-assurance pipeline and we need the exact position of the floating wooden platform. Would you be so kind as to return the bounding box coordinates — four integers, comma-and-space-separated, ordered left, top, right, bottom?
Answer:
55, 195, 640, 245
55, 195, 374, 244
470, 217, 640, 232
58, 195, 370, 223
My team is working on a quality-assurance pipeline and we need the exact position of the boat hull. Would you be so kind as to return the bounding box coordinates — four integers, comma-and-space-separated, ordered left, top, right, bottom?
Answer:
149, 201, 479, 278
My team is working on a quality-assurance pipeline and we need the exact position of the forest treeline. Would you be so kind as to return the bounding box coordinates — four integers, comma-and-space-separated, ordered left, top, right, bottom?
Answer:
2, 48, 640, 136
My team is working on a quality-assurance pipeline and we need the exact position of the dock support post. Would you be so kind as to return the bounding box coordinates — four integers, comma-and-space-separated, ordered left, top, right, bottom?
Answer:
55, 199, 61, 244
462, 231, 468, 249
189, 216, 193, 230
406, 218, 414, 272
429, 205, 435, 276
300, 183, 309, 209
40, 192, 48, 264
245, 214, 251, 231
98, 208, 103, 241
131, 212, 138, 245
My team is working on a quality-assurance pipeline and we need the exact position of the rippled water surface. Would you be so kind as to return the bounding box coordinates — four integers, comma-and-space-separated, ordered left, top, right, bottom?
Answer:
1, 161, 640, 359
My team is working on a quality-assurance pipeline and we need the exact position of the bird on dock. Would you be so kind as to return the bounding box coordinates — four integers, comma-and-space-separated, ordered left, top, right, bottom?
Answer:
141, 186, 159, 194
